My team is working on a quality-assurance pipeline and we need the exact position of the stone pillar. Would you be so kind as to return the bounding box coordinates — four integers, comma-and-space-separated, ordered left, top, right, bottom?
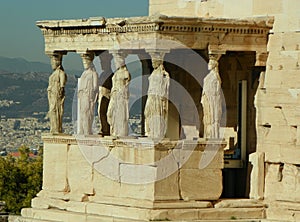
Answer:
47, 52, 67, 134
144, 50, 170, 139
107, 51, 131, 137
201, 51, 223, 139
249, 152, 265, 200
77, 52, 98, 135
97, 51, 113, 136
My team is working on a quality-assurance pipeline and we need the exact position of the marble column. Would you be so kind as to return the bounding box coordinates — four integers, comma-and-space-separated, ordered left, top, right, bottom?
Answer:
97, 51, 113, 136
47, 52, 67, 134
249, 152, 265, 200
107, 51, 131, 137
201, 53, 222, 139
144, 50, 170, 139
77, 52, 98, 135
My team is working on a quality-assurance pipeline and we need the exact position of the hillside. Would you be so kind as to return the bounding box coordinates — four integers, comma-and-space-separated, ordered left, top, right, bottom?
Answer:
0, 56, 82, 76
0, 57, 81, 119
0, 56, 51, 74
0, 72, 77, 118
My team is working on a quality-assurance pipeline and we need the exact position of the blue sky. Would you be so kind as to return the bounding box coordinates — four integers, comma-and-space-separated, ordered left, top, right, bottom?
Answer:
0, 0, 148, 70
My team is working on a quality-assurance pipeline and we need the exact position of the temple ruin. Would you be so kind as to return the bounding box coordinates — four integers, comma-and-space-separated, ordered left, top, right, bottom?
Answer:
11, 0, 300, 221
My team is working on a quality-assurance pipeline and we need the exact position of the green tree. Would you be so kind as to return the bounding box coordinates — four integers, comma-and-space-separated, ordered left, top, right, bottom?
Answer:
0, 145, 43, 214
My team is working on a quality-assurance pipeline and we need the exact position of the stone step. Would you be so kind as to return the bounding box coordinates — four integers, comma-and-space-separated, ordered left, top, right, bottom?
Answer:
17, 206, 265, 222
9, 216, 264, 222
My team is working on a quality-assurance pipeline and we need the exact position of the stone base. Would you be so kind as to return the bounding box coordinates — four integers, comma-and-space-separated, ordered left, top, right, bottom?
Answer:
8, 199, 266, 222
14, 135, 258, 222
40, 135, 225, 203
14, 206, 265, 222
265, 201, 300, 222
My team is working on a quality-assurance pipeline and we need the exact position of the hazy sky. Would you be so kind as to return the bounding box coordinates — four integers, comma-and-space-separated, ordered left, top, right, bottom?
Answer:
0, 0, 148, 70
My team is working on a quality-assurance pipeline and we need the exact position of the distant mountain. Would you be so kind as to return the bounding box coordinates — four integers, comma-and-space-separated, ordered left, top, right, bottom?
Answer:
0, 56, 51, 74
0, 56, 82, 76
0, 72, 77, 119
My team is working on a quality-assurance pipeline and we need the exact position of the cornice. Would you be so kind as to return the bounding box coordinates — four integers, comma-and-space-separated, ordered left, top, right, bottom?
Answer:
37, 15, 273, 37
41, 134, 226, 151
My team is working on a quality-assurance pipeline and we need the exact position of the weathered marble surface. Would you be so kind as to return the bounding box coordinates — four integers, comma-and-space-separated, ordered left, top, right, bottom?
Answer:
249, 152, 265, 200
201, 58, 222, 139
78, 66, 98, 135
107, 65, 131, 137
144, 62, 170, 139
47, 55, 67, 134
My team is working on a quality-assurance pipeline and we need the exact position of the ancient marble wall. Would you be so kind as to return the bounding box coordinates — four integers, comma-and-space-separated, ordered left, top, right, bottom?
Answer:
150, 0, 300, 221
149, 0, 298, 24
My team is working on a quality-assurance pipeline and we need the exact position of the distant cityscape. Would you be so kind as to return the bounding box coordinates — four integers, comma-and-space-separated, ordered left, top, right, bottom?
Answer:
0, 113, 142, 155
0, 100, 20, 108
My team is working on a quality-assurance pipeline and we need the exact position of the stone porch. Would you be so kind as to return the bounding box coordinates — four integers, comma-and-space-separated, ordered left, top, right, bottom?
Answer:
10, 14, 276, 222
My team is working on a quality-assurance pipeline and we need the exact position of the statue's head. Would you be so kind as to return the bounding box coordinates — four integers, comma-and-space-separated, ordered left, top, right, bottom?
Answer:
208, 58, 218, 71
152, 59, 163, 69
81, 53, 95, 69
113, 54, 126, 69
50, 54, 62, 70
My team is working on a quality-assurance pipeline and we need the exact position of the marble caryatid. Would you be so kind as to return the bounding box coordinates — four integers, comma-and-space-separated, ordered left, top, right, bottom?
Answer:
201, 56, 222, 139
144, 59, 170, 139
78, 53, 99, 135
107, 53, 131, 137
47, 54, 67, 134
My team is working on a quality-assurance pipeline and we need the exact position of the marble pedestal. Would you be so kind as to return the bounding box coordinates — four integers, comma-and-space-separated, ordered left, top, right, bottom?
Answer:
16, 135, 231, 221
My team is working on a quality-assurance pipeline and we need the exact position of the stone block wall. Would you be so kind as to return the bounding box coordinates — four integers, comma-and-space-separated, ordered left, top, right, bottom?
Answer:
19, 135, 225, 221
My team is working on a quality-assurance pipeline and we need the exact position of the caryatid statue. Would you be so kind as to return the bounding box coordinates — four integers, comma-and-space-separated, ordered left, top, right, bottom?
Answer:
107, 52, 131, 137
201, 55, 222, 139
78, 53, 99, 135
144, 52, 170, 139
47, 53, 67, 134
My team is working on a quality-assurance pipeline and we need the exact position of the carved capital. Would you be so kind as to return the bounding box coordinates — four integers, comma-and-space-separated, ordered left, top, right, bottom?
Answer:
255, 51, 268, 67
147, 49, 169, 67
46, 51, 67, 57
110, 50, 128, 69
208, 45, 226, 61
147, 49, 169, 60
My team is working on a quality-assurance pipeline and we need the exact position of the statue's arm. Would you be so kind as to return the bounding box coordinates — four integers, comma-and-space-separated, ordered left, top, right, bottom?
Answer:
124, 70, 131, 85
59, 70, 67, 97
93, 72, 99, 90
59, 70, 67, 88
